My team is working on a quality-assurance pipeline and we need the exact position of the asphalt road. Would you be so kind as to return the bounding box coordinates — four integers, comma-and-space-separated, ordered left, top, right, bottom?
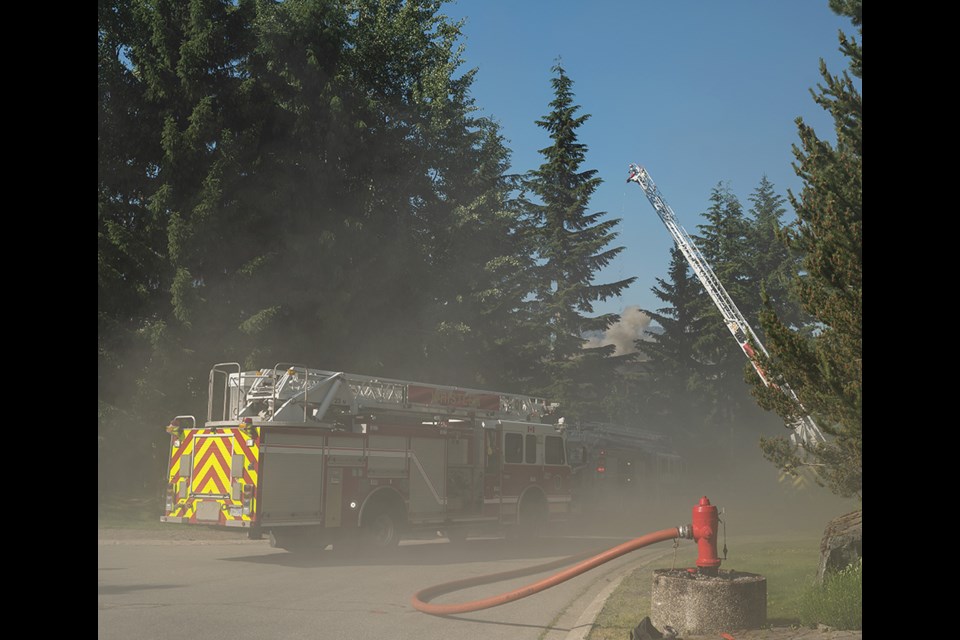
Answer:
98, 532, 677, 640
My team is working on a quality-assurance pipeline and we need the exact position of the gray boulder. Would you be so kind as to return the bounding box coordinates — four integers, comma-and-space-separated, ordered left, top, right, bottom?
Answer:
817, 510, 862, 583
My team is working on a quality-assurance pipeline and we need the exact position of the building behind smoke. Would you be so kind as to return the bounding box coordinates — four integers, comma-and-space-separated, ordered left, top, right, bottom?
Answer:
566, 422, 682, 516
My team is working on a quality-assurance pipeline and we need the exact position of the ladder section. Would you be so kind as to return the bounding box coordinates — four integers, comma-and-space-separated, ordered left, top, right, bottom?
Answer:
626, 164, 825, 445
212, 364, 550, 424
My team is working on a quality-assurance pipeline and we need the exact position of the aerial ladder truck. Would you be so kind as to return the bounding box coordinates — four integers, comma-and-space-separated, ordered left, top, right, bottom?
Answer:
626, 163, 825, 446
162, 364, 573, 551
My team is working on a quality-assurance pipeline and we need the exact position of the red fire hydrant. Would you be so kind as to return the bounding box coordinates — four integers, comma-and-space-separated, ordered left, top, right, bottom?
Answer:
692, 496, 721, 575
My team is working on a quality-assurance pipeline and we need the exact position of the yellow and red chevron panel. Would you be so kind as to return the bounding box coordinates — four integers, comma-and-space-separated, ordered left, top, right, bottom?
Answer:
164, 426, 259, 526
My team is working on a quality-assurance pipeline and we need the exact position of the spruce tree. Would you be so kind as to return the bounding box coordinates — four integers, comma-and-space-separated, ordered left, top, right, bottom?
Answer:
747, 176, 804, 331
421, 120, 537, 390
523, 63, 635, 416
641, 246, 709, 432
753, 1, 862, 498
97, 0, 534, 493
692, 185, 755, 428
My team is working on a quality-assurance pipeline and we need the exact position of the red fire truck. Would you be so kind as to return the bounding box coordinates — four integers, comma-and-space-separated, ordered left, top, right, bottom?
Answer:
162, 364, 572, 551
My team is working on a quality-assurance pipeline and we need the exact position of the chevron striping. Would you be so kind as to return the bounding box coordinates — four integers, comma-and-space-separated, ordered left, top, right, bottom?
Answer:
194, 450, 229, 491
194, 464, 228, 495
195, 436, 231, 473
232, 430, 256, 461
192, 436, 231, 495
169, 430, 194, 468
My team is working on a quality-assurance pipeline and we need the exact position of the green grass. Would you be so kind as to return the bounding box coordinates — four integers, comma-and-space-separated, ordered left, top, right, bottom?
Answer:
586, 562, 660, 640
722, 539, 826, 626
799, 558, 861, 630
587, 537, 826, 640
98, 493, 166, 529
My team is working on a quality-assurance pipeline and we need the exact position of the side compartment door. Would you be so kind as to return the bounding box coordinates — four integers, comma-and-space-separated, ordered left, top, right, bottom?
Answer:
499, 429, 527, 522
408, 437, 446, 519
445, 428, 481, 516
482, 426, 502, 518
543, 433, 571, 519
258, 431, 325, 525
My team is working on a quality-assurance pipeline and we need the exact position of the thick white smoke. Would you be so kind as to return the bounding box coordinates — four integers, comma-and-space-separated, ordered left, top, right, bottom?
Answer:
583, 306, 653, 357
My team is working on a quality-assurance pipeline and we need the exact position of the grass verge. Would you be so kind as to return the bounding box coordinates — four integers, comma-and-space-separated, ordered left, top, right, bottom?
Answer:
799, 558, 861, 630
586, 536, 824, 640
98, 493, 166, 529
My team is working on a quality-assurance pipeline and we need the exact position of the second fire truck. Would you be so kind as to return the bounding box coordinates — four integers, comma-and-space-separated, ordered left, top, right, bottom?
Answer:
162, 364, 572, 551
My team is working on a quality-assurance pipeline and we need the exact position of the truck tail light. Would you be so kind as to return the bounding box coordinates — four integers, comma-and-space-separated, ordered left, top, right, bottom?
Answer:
242, 484, 254, 516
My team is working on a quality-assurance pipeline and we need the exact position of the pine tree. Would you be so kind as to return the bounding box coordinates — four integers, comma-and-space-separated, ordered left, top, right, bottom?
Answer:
747, 177, 804, 332
696, 184, 753, 313
99, 0, 168, 403
420, 120, 537, 390
98, 0, 257, 492
522, 63, 635, 416
753, 1, 862, 498
692, 185, 755, 428
641, 246, 709, 432
97, 0, 533, 494
103, 0, 528, 381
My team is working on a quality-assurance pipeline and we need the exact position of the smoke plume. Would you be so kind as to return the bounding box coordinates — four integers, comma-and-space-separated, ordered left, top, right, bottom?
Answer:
583, 306, 653, 356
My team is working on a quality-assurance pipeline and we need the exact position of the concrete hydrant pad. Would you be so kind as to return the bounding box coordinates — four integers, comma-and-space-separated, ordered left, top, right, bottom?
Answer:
650, 569, 767, 635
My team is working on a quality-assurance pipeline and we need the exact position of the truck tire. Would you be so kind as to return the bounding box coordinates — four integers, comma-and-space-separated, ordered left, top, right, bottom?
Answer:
269, 528, 298, 551
446, 527, 469, 544
269, 527, 327, 553
363, 508, 402, 549
515, 492, 548, 540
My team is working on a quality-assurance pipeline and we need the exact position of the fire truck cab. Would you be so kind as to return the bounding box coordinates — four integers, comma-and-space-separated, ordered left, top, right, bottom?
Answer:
162, 364, 571, 551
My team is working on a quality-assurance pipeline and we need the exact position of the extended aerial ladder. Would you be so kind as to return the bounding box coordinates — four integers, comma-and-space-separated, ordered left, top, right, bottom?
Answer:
626, 164, 825, 445
207, 363, 551, 425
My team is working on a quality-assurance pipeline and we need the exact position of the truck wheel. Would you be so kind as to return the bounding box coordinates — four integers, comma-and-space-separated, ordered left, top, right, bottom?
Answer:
364, 509, 402, 549
269, 529, 298, 550
515, 493, 548, 540
269, 527, 327, 553
446, 527, 469, 544
269, 529, 284, 549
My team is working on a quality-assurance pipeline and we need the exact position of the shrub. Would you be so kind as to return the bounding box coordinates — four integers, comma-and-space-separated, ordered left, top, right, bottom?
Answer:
798, 558, 862, 629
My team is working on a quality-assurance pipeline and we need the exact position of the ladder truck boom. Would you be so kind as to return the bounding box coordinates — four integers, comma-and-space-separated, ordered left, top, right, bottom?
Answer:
626, 163, 825, 445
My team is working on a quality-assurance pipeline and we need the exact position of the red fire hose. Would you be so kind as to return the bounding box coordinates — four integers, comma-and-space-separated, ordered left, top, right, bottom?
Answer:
412, 527, 682, 616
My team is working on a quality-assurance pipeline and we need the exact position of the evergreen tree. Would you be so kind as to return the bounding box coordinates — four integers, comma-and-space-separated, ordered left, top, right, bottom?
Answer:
420, 120, 537, 390
692, 185, 756, 428
522, 64, 635, 416
753, 0, 862, 498
747, 176, 804, 331
97, 0, 533, 494
641, 246, 708, 431
100, 0, 527, 381
99, 0, 161, 406
98, 0, 256, 492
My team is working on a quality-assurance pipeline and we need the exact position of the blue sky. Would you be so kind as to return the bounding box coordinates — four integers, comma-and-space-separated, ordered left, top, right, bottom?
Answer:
442, 1, 854, 323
